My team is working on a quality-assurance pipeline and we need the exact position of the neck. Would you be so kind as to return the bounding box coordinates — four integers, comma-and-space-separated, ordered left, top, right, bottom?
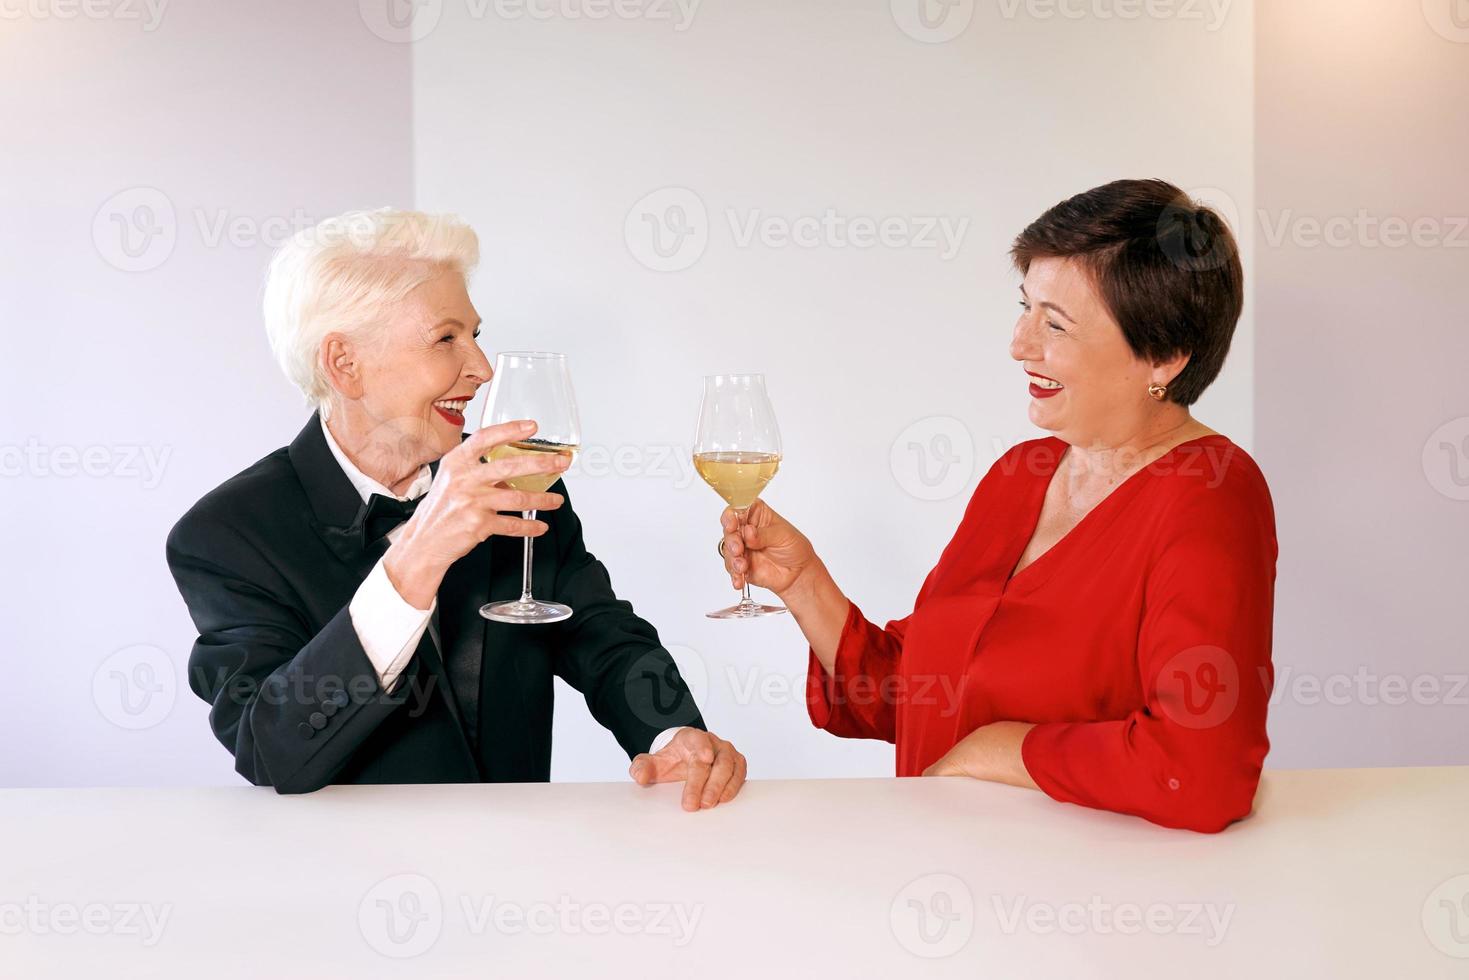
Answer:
1062, 407, 1203, 487
324, 409, 427, 497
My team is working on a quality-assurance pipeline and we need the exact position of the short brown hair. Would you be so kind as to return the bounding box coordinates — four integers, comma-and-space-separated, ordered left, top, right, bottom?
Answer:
1009, 178, 1243, 407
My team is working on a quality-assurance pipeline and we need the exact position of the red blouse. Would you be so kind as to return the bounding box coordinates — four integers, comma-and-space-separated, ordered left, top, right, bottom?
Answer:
807, 435, 1277, 832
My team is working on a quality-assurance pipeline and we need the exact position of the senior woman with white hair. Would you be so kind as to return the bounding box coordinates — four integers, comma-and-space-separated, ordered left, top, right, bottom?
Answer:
166, 208, 745, 809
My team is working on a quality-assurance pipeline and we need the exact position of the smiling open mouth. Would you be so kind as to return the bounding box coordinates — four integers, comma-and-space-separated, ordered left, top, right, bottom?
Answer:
432, 398, 468, 425
1027, 372, 1064, 399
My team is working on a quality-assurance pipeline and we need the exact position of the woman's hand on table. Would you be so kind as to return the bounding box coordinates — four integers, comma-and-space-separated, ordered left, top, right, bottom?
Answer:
923, 721, 1040, 790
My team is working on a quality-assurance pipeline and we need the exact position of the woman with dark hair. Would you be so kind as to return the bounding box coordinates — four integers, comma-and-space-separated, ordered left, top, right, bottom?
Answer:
716, 179, 1276, 833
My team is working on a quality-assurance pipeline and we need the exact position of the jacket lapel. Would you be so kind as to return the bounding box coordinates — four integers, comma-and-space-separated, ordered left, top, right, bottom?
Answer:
287, 411, 474, 753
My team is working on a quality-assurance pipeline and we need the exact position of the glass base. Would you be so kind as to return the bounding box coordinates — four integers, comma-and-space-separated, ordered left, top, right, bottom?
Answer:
706, 598, 788, 620
480, 598, 573, 625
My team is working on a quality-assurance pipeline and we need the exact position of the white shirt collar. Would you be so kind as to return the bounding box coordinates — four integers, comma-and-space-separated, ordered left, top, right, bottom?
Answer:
320, 415, 434, 504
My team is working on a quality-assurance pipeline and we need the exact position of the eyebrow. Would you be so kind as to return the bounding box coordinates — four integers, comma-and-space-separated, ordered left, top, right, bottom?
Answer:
433, 318, 482, 332
1018, 285, 1076, 324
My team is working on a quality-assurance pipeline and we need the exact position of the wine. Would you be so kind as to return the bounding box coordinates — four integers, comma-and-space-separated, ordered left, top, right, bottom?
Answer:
477, 351, 581, 625
694, 451, 781, 510
693, 373, 785, 618
486, 439, 578, 494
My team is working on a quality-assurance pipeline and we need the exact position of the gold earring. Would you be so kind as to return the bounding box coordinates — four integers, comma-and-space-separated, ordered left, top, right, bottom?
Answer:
1148, 383, 1168, 402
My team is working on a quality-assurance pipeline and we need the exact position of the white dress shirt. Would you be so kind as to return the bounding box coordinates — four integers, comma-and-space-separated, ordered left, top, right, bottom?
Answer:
323, 416, 683, 756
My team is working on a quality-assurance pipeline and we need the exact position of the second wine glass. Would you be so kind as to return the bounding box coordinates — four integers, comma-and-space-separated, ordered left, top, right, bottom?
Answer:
478, 351, 581, 625
694, 373, 786, 619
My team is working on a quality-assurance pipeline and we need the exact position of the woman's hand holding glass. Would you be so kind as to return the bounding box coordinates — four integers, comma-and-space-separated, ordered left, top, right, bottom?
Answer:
382, 420, 569, 610
716, 499, 818, 598
715, 499, 854, 674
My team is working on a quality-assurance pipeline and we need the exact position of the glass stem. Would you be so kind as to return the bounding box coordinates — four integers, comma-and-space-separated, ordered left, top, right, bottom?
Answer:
519, 509, 537, 603
736, 506, 754, 607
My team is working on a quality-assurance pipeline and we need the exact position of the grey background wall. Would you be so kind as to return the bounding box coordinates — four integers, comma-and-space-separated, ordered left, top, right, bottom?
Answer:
1254, 0, 1469, 767
1, 2, 414, 785
1, 0, 1459, 788
408, 0, 1254, 781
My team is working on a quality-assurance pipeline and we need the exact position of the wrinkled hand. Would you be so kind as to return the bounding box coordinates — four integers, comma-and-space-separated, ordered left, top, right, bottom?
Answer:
403, 419, 569, 565
383, 420, 571, 609
922, 721, 1039, 789
628, 728, 747, 812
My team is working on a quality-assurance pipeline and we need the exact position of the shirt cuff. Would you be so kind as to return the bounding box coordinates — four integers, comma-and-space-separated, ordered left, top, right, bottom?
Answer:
349, 556, 436, 692
648, 727, 687, 755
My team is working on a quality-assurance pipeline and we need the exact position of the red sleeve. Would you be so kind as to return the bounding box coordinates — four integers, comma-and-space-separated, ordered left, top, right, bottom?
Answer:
804, 441, 1038, 745
805, 599, 910, 743
1021, 471, 1278, 833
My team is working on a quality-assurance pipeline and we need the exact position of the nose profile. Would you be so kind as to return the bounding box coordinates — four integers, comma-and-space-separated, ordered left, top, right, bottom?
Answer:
466, 340, 492, 384
1009, 314, 1041, 362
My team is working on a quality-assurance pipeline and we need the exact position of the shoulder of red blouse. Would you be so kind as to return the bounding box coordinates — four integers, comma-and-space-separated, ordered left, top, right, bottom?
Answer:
1144, 437, 1277, 552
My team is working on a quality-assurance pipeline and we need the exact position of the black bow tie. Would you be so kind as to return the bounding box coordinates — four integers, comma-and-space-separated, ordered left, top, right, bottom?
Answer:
362, 492, 424, 545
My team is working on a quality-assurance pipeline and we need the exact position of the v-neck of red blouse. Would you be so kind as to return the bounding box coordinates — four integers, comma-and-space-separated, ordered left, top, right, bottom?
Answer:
1001, 434, 1232, 595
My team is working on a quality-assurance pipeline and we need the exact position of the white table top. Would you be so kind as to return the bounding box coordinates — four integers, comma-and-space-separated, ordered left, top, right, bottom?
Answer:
3, 767, 1467, 977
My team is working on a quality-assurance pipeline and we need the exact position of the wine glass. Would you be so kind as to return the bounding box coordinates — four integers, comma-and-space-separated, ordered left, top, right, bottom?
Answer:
478, 351, 581, 625
694, 373, 786, 619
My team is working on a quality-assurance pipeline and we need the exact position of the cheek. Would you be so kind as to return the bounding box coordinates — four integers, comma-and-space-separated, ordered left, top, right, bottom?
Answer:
409, 355, 458, 407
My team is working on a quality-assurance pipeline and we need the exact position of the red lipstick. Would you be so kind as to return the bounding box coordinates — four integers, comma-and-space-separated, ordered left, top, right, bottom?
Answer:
1026, 371, 1064, 400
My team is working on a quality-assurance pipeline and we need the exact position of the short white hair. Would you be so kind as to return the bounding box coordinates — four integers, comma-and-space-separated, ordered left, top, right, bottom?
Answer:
263, 207, 480, 419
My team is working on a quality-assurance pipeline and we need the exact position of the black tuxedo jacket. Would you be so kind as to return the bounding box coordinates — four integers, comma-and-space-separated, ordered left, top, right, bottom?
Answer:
165, 411, 703, 793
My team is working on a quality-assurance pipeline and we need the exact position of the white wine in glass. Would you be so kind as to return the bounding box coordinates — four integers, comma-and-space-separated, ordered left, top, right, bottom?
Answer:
478, 351, 581, 625
694, 374, 787, 619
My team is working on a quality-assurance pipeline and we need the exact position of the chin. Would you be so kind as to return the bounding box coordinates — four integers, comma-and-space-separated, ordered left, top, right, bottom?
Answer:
1028, 403, 1061, 431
